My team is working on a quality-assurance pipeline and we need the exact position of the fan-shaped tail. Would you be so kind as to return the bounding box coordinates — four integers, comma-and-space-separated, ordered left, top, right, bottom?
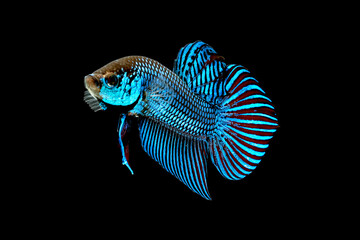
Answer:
209, 64, 278, 180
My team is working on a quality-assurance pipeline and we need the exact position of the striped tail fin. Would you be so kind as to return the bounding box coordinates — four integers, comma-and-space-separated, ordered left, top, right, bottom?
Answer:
209, 64, 278, 180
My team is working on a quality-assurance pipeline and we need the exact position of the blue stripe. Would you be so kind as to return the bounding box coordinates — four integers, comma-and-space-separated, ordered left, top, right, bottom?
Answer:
216, 137, 248, 179
214, 137, 229, 177
185, 139, 199, 197
222, 130, 264, 161
239, 94, 272, 103
196, 141, 210, 199
222, 78, 264, 105
225, 125, 274, 141
182, 139, 192, 193
156, 124, 164, 164
142, 121, 151, 156
150, 123, 159, 161
227, 117, 278, 126
219, 136, 254, 173
175, 134, 186, 184
241, 138, 269, 149
160, 128, 170, 172
166, 133, 175, 177
170, 132, 179, 180
188, 139, 201, 195
240, 113, 278, 121
229, 102, 275, 112
209, 66, 214, 94
225, 66, 251, 88
144, 121, 152, 158
239, 125, 277, 133
216, 140, 241, 179
238, 83, 265, 95
177, 137, 186, 185
201, 69, 206, 86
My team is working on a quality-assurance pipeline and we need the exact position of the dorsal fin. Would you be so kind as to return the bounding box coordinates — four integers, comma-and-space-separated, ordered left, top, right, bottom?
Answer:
173, 41, 227, 105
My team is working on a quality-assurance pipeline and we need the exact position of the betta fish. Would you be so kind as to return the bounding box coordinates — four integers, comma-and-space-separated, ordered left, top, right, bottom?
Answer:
84, 41, 278, 200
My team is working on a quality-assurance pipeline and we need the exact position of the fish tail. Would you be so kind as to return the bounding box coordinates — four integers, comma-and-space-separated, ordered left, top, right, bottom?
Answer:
209, 64, 278, 180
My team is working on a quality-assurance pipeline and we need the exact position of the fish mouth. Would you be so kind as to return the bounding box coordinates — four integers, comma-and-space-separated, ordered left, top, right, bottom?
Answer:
84, 74, 101, 94
84, 74, 107, 111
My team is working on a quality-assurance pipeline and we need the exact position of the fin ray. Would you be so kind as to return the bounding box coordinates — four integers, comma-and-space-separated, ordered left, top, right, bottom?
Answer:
138, 118, 211, 200
173, 41, 227, 104
209, 64, 278, 180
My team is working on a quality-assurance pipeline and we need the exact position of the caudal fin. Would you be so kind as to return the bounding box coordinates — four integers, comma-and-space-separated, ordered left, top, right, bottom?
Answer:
209, 64, 278, 180
173, 41, 278, 180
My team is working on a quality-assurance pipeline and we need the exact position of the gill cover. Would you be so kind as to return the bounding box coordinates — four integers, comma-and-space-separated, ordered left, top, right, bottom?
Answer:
100, 70, 142, 106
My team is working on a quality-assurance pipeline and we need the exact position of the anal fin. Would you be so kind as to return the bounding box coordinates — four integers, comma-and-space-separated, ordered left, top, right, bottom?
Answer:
138, 118, 211, 200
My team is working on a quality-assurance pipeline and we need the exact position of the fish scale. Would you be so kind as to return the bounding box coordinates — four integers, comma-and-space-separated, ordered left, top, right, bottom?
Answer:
128, 56, 217, 138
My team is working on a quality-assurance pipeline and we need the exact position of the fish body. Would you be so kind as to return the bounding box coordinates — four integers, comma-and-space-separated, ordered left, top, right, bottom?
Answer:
86, 56, 216, 138
84, 41, 278, 200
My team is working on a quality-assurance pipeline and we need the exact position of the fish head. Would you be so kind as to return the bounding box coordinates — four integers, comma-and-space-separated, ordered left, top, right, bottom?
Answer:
84, 69, 142, 111
98, 69, 142, 107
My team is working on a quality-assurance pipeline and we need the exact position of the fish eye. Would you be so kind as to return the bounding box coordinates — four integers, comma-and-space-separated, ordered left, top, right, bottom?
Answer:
105, 75, 118, 87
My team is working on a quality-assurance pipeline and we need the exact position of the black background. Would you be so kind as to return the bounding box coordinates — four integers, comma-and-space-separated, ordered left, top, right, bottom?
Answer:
26, 11, 317, 231
7, 2, 346, 235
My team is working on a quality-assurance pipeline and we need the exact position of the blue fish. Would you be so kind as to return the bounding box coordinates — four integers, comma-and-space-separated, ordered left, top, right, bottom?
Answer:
84, 41, 278, 200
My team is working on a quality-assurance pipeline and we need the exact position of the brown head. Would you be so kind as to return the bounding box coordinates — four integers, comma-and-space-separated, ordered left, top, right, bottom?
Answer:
84, 56, 146, 111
